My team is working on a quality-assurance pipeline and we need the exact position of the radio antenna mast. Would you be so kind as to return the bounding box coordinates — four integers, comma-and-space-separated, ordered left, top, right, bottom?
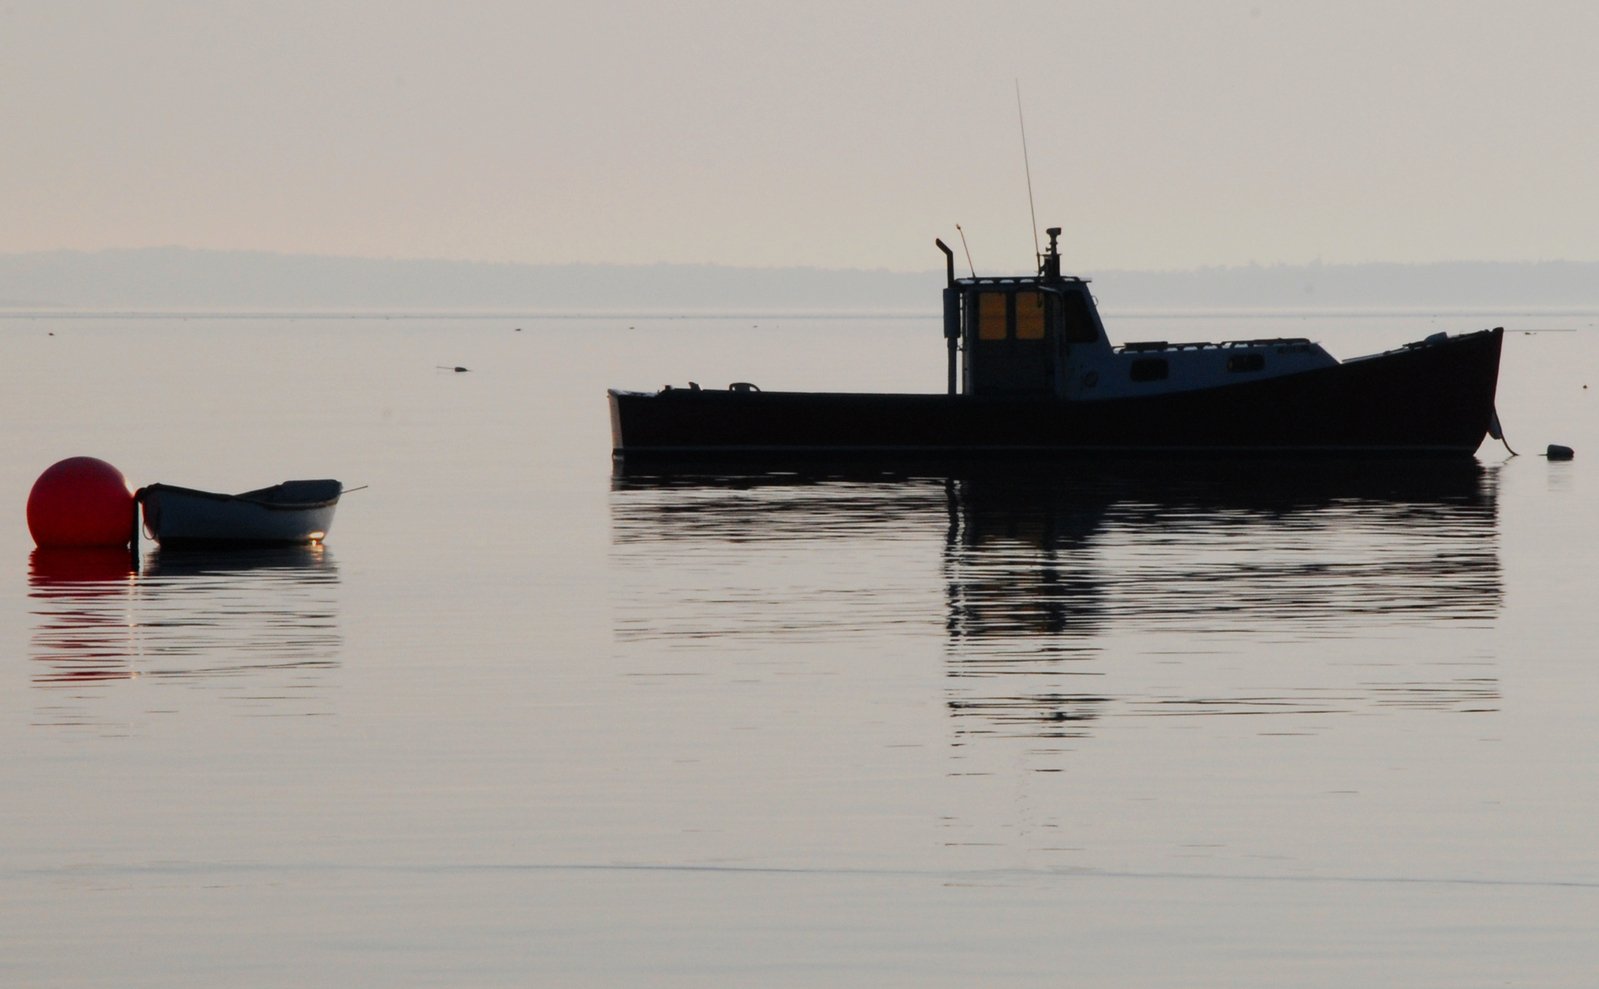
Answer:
1015, 79, 1041, 271
955, 224, 975, 277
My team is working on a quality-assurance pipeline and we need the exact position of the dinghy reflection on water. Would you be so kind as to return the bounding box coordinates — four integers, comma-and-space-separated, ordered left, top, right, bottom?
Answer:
28, 541, 340, 717
610, 228, 1505, 460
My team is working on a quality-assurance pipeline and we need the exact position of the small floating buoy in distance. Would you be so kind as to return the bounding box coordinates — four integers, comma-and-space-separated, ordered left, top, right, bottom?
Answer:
1548, 444, 1575, 461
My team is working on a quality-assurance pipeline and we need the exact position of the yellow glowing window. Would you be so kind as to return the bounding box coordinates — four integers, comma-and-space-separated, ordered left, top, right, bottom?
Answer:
977, 293, 1008, 341
1014, 291, 1045, 340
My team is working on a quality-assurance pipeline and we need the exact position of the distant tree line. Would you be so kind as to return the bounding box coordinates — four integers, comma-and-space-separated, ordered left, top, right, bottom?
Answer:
4, 247, 1599, 312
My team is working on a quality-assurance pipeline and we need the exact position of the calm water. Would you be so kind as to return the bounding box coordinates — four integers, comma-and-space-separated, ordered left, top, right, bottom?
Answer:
2, 310, 1596, 986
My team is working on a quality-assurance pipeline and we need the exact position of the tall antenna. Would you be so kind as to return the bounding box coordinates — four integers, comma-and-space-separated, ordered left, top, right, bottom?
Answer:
1015, 79, 1041, 271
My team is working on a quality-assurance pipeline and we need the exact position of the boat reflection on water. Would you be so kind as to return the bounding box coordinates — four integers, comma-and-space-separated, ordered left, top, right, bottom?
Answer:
28, 548, 141, 689
938, 458, 1501, 742
611, 457, 1501, 744
28, 544, 341, 724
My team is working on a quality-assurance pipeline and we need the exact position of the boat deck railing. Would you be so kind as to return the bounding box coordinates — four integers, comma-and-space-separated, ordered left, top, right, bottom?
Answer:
953, 274, 1090, 288
1118, 337, 1314, 354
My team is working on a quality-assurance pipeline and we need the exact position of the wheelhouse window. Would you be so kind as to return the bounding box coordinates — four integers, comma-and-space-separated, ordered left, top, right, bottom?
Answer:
1227, 353, 1266, 373
1130, 358, 1169, 382
977, 292, 1008, 341
1014, 291, 1046, 340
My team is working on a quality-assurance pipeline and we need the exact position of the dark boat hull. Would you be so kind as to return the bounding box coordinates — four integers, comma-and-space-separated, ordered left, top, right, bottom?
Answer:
610, 328, 1503, 459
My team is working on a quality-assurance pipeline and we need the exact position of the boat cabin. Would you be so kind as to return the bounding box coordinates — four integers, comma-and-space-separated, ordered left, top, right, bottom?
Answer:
939, 228, 1337, 401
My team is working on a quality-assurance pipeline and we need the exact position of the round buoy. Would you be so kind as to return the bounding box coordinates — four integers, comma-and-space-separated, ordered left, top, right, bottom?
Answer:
1548, 444, 1575, 461
26, 457, 135, 548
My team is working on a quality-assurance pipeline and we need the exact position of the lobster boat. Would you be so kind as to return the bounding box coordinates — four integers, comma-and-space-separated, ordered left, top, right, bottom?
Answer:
608, 227, 1504, 460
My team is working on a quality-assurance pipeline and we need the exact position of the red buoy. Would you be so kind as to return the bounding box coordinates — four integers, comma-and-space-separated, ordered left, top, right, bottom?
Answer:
26, 457, 135, 549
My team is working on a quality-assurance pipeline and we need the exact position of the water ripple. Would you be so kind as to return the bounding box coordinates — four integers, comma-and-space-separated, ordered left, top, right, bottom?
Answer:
611, 458, 1501, 740
28, 545, 342, 725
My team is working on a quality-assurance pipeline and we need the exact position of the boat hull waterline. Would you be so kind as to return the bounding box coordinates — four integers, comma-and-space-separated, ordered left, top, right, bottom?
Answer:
610, 327, 1503, 459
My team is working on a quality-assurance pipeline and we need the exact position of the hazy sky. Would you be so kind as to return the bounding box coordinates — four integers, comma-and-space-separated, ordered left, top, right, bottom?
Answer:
6, 1, 1599, 271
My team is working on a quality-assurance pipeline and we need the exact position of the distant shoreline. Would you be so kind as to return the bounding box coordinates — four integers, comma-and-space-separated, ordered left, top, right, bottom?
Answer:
8, 248, 1599, 311
6, 307, 1597, 323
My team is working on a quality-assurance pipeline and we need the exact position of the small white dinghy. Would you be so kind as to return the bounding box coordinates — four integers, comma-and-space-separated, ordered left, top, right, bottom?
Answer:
137, 479, 342, 547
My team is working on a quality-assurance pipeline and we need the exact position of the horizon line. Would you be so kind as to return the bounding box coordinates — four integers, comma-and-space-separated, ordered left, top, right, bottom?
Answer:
7, 245, 1599, 274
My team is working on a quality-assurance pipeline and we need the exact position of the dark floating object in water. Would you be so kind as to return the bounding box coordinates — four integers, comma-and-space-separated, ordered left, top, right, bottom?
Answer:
609, 225, 1506, 460
1548, 444, 1575, 460
436, 365, 470, 373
